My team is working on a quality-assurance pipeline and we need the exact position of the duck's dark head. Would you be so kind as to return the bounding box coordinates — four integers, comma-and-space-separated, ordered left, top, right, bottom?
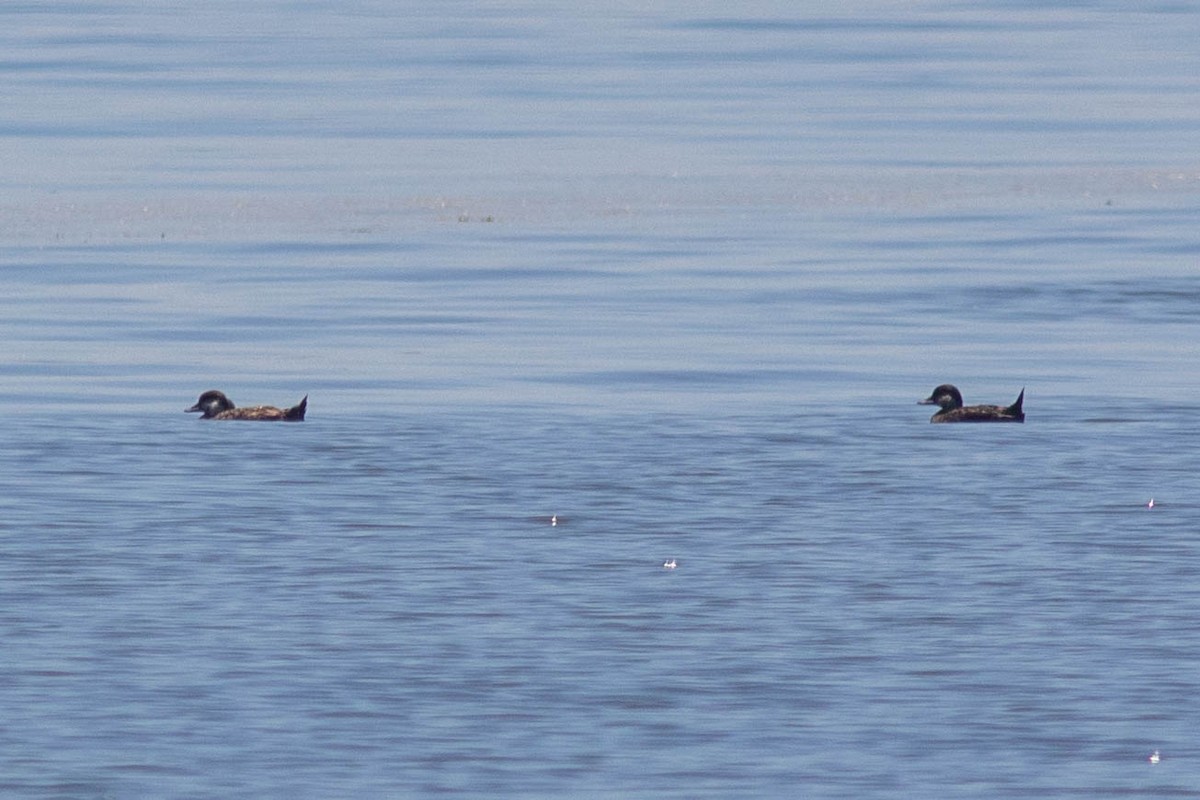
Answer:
186, 390, 235, 419
919, 384, 963, 411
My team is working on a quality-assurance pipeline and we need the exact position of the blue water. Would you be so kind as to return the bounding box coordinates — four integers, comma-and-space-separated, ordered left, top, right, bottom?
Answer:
3, 3, 1200, 798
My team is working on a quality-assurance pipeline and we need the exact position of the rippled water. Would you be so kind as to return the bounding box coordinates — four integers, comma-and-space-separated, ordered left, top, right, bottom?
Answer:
3, 2, 1200, 798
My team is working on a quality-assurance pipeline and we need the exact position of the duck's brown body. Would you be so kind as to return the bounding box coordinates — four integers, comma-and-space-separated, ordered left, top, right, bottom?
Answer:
186, 390, 307, 421
919, 384, 1024, 423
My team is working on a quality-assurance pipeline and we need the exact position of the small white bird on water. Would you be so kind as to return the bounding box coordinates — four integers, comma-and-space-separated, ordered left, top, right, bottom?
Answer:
1149, 750, 1161, 764
663, 559, 677, 570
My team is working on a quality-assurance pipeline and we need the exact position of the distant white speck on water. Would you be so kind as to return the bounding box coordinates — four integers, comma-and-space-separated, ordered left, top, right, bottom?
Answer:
1147, 499, 1154, 509
663, 559, 677, 570
1149, 750, 1161, 764
551, 515, 557, 526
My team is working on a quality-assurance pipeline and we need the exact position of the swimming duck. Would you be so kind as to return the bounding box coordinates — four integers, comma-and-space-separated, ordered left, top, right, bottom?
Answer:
919, 384, 1024, 423
186, 390, 307, 421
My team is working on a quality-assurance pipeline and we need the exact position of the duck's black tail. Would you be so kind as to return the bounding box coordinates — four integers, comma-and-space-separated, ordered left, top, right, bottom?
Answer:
1007, 388, 1025, 422
284, 395, 308, 421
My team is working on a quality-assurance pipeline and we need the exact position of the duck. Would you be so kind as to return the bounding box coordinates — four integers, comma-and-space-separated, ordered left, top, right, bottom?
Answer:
919, 384, 1024, 423
186, 390, 307, 421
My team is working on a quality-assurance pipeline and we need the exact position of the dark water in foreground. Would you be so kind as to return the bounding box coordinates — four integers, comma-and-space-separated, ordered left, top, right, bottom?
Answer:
4, 408, 1198, 798
3, 1, 1200, 797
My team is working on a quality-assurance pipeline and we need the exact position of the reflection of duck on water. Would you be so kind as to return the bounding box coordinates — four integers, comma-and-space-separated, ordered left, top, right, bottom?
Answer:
919, 384, 1024, 423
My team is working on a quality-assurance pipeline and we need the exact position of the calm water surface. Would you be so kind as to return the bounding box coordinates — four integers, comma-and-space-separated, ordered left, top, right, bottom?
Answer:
2, 2, 1200, 798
